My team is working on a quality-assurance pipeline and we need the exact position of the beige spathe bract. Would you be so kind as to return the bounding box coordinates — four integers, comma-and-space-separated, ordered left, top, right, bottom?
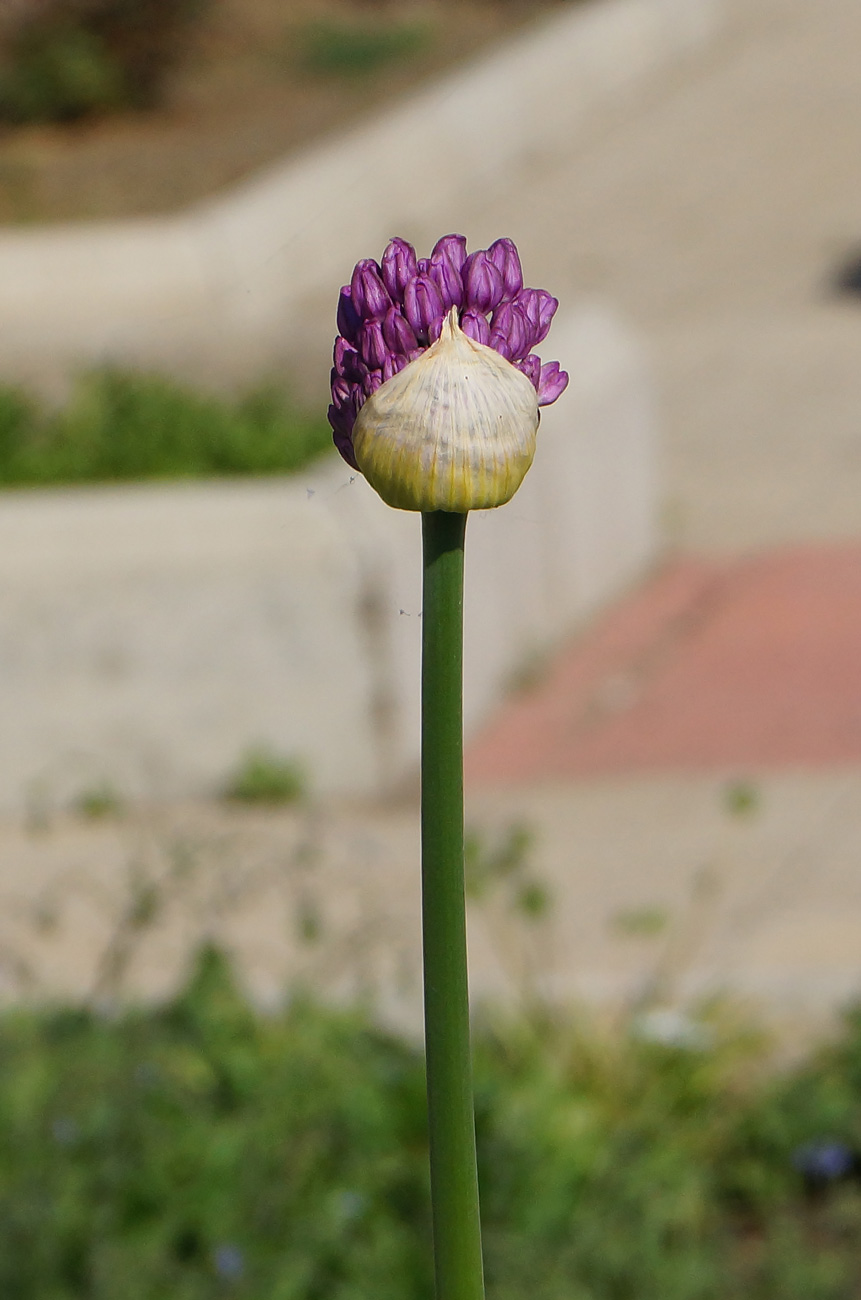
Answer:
351, 308, 540, 513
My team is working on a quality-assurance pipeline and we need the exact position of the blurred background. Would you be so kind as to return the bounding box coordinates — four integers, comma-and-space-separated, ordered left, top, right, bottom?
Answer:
1, 0, 861, 1294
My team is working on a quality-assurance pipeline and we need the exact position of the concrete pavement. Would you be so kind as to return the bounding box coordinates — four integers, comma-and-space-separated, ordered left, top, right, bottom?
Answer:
3, 765, 861, 1038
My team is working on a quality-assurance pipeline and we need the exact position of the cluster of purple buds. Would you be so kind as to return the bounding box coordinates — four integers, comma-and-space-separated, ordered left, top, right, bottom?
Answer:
329, 234, 569, 469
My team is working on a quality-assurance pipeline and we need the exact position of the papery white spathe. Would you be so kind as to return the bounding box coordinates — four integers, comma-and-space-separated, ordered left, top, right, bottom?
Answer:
351, 308, 539, 513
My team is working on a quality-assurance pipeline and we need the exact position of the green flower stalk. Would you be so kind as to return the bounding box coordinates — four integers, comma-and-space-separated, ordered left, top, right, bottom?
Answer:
329, 235, 567, 1300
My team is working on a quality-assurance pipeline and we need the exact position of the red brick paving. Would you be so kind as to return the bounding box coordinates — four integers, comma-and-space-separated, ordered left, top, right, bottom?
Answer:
465, 543, 861, 786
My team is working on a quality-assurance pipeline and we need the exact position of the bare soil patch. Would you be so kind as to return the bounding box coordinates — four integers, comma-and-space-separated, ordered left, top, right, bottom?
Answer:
0, 0, 571, 224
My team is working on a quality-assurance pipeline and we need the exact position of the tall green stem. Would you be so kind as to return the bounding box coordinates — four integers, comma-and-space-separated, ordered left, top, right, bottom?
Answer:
421, 509, 485, 1300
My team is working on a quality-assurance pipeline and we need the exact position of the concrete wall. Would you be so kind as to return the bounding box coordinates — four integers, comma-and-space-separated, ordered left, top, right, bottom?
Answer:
0, 0, 718, 394
0, 306, 657, 813
0, 0, 689, 809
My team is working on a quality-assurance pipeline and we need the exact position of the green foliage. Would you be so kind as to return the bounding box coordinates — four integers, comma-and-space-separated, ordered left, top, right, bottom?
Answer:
475, 1007, 861, 1300
0, 0, 210, 123
465, 822, 552, 929
4, 947, 861, 1296
0, 370, 330, 486
223, 747, 307, 807
0, 25, 122, 122
0, 945, 431, 1298
464, 822, 535, 900
612, 904, 671, 937
515, 879, 551, 920
74, 782, 126, 820
723, 778, 761, 818
297, 15, 432, 78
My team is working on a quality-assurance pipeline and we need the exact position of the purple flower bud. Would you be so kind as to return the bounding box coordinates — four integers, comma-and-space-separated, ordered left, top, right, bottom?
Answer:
428, 315, 444, 344
431, 233, 468, 273
463, 250, 506, 313
328, 405, 359, 469
348, 380, 365, 413
333, 336, 364, 383
331, 373, 352, 407
328, 399, 347, 430
382, 306, 418, 356
460, 309, 491, 346
515, 354, 541, 388
350, 259, 391, 321
358, 320, 388, 370
489, 331, 512, 360
380, 237, 417, 302
489, 302, 530, 361
336, 286, 361, 343
487, 238, 523, 300
345, 352, 364, 384
363, 370, 383, 398
416, 257, 430, 274
537, 360, 569, 406
383, 352, 409, 383
337, 379, 363, 418
509, 304, 532, 360
429, 257, 463, 311
333, 335, 350, 371
518, 288, 558, 347
404, 273, 445, 336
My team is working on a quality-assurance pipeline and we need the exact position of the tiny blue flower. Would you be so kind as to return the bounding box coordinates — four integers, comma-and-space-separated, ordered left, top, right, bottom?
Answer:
336, 1190, 366, 1225
792, 1140, 854, 1183
213, 1243, 245, 1282
134, 1061, 160, 1088
51, 1117, 78, 1146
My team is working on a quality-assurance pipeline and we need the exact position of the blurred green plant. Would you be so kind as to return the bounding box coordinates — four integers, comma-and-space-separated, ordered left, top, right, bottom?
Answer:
223, 747, 307, 807
0, 944, 432, 1297
723, 777, 762, 818
296, 15, 432, 78
0, 370, 330, 486
464, 823, 553, 1006
2, 944, 861, 1296
74, 781, 126, 820
611, 904, 671, 938
464, 822, 536, 905
0, 0, 210, 123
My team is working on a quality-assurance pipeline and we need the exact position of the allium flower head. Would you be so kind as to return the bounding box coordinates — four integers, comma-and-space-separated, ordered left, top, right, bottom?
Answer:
329, 235, 568, 512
